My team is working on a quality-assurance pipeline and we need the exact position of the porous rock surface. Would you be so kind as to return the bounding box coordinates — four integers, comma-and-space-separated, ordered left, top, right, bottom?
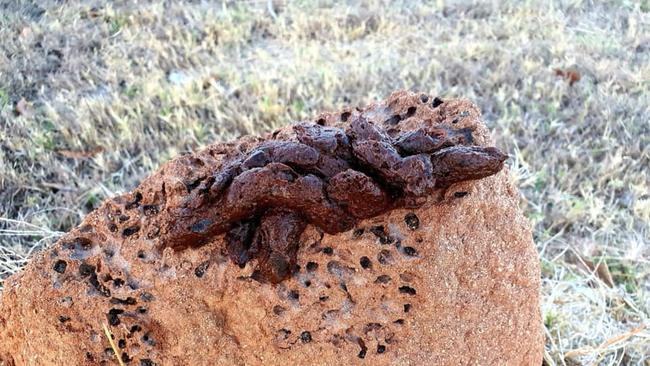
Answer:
0, 91, 543, 365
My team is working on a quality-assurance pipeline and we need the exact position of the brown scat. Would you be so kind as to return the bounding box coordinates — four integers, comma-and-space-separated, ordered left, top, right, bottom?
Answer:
225, 219, 258, 268
163, 163, 352, 250
241, 150, 270, 170
224, 163, 354, 234
349, 139, 434, 200
293, 122, 353, 178
346, 118, 436, 201
293, 122, 352, 159
250, 209, 306, 283
209, 164, 241, 196
152, 93, 507, 284
394, 127, 474, 155
326, 169, 391, 219
345, 115, 391, 142
241, 141, 320, 172
431, 146, 508, 188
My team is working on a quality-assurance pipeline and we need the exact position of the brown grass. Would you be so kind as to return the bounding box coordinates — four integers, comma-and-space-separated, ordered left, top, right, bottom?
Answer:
0, 1, 648, 365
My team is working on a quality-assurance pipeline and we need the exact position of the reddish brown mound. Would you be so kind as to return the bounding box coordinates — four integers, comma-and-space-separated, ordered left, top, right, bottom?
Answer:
0, 91, 543, 365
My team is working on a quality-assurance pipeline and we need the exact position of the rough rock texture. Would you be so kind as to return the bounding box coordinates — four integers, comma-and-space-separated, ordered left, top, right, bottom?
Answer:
0, 91, 543, 365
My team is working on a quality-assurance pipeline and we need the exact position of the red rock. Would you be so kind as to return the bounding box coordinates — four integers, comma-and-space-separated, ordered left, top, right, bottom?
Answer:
0, 91, 542, 365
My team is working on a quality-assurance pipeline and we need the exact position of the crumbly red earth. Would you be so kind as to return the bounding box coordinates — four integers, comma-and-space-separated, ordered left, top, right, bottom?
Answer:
0, 91, 542, 366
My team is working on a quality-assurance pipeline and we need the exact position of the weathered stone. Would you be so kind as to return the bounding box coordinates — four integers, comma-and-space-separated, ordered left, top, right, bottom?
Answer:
0, 91, 542, 365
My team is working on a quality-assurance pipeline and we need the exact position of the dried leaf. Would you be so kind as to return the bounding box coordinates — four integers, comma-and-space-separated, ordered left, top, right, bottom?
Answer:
554, 67, 581, 86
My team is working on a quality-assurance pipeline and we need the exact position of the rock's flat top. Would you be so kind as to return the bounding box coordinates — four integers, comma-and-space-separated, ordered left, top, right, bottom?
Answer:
0, 91, 543, 365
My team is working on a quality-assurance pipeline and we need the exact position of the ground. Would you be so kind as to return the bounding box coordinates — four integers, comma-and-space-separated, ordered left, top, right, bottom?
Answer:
0, 1, 648, 365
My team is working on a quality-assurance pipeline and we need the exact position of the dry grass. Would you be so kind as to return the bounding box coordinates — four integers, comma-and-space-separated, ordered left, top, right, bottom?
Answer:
102, 322, 126, 366
0, 0, 648, 364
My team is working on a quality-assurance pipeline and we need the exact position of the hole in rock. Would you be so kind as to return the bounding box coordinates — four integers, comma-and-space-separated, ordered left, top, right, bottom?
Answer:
385, 114, 401, 125
375, 275, 391, 284
398, 286, 417, 295
406, 106, 417, 118
121, 352, 131, 363
402, 246, 418, 256
141, 332, 155, 346
58, 315, 71, 323
353, 228, 364, 238
142, 204, 159, 216
288, 290, 300, 301
300, 331, 312, 343
377, 250, 393, 265
370, 226, 392, 244
404, 213, 419, 230
125, 192, 142, 210
140, 292, 154, 302
306, 262, 319, 272
194, 261, 210, 278
122, 226, 140, 237
53, 260, 67, 274
273, 305, 286, 315
359, 256, 372, 269
110, 297, 137, 306
79, 263, 95, 277
107, 309, 124, 326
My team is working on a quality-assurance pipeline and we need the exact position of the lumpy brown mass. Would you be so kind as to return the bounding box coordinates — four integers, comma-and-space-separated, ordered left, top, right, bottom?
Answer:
153, 104, 506, 283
